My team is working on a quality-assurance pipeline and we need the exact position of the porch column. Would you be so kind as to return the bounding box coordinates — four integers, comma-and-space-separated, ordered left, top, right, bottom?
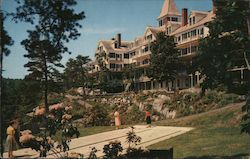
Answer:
151, 80, 154, 90
190, 74, 193, 87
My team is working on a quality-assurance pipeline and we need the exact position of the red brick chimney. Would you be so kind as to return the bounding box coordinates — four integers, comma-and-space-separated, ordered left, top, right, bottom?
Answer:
182, 8, 188, 26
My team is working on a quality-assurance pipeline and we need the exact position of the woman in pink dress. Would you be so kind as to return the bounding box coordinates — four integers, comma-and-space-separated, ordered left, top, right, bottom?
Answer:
114, 111, 121, 129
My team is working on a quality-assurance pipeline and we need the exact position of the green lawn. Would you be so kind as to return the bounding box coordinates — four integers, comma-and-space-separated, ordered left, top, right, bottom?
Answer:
149, 103, 250, 158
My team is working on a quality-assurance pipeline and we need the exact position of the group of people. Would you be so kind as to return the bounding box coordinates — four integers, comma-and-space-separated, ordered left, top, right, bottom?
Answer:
114, 109, 152, 130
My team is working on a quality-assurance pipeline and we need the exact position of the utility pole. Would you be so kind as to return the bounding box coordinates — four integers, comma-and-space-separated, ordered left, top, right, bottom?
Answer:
0, 0, 3, 156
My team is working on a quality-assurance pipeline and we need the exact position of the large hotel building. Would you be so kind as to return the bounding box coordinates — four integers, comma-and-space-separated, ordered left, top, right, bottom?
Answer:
89, 0, 216, 91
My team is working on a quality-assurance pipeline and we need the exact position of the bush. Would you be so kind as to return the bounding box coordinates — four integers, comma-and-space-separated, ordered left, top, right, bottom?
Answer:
82, 104, 111, 126
121, 106, 144, 125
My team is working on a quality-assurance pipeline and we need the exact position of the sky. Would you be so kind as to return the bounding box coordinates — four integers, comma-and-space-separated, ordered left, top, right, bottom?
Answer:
2, 0, 212, 79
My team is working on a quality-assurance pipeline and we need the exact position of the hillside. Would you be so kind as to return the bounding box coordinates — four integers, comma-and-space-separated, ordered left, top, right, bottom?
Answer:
150, 102, 250, 159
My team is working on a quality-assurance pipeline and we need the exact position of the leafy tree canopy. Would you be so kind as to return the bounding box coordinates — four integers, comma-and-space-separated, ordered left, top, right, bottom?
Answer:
195, 0, 250, 92
148, 32, 182, 82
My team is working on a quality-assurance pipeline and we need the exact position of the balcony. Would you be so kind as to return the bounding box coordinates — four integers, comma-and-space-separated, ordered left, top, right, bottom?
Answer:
110, 68, 123, 72
178, 52, 197, 60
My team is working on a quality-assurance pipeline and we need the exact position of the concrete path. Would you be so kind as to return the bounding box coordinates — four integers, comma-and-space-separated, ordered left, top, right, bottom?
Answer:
3, 125, 193, 158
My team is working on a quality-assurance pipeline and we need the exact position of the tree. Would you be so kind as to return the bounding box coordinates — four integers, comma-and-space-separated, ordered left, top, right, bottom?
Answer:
148, 32, 181, 84
194, 0, 250, 133
12, 0, 85, 112
96, 51, 109, 92
0, 11, 14, 156
195, 0, 250, 93
64, 55, 91, 89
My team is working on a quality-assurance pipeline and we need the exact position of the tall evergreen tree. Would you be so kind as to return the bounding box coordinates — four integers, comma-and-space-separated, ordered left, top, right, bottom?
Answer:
12, 0, 85, 112
194, 0, 250, 133
0, 11, 14, 156
149, 32, 181, 84
64, 55, 90, 89
195, 0, 250, 92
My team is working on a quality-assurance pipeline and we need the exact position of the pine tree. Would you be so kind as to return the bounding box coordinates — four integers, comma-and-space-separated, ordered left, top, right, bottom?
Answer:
12, 0, 85, 112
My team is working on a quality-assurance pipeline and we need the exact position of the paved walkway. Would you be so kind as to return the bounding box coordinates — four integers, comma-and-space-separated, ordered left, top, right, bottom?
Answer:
3, 125, 193, 158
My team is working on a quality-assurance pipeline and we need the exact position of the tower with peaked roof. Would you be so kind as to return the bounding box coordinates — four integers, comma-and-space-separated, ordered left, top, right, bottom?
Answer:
157, 0, 181, 27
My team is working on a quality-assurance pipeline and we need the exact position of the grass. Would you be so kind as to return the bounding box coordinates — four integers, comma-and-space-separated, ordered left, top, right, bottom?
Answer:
148, 102, 250, 158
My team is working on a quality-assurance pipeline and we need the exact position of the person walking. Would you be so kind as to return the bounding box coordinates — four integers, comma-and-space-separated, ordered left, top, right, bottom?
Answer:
5, 120, 18, 158
145, 109, 151, 128
114, 111, 121, 130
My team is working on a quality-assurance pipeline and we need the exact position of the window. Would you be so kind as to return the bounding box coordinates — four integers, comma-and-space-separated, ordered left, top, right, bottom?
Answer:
110, 63, 115, 68
193, 16, 195, 24
167, 27, 172, 35
159, 20, 163, 26
191, 29, 197, 37
188, 32, 190, 38
124, 53, 129, 59
146, 34, 152, 40
144, 46, 149, 52
114, 42, 118, 48
182, 33, 188, 40
189, 18, 192, 25
191, 46, 198, 52
177, 79, 180, 87
185, 78, 189, 87
109, 53, 115, 58
167, 17, 170, 21
142, 59, 149, 65
200, 28, 204, 35
182, 48, 187, 55
178, 36, 181, 42
130, 51, 135, 57
171, 17, 178, 22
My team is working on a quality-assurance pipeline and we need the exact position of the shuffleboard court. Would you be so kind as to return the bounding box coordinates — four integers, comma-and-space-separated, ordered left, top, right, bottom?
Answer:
3, 125, 193, 158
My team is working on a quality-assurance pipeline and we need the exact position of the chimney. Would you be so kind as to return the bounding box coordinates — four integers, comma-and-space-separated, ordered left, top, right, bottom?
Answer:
182, 8, 188, 26
212, 0, 217, 14
116, 33, 121, 48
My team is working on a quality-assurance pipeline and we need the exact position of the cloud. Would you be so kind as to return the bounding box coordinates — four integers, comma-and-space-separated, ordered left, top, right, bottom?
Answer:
82, 27, 127, 35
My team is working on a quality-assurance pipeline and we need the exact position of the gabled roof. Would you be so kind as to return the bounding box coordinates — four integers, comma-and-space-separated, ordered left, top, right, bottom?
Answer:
145, 26, 165, 37
98, 40, 132, 52
158, 0, 180, 19
170, 11, 215, 35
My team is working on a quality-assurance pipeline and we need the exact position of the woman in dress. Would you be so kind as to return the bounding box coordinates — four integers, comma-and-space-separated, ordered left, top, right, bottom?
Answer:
114, 111, 121, 130
5, 120, 18, 158
145, 109, 151, 128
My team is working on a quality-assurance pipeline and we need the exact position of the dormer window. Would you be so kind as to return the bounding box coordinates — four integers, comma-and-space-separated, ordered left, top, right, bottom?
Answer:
171, 17, 178, 22
159, 20, 163, 26
189, 18, 192, 25
193, 16, 196, 24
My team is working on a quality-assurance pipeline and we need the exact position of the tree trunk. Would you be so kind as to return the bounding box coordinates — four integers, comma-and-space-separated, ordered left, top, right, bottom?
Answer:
0, 12, 3, 157
43, 53, 49, 113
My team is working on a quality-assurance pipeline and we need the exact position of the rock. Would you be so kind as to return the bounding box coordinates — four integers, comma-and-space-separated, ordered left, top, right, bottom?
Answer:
151, 115, 160, 121
146, 97, 154, 102
161, 108, 169, 117
158, 95, 171, 101
142, 90, 149, 95
161, 108, 176, 119
127, 106, 133, 112
152, 98, 164, 112
139, 102, 145, 111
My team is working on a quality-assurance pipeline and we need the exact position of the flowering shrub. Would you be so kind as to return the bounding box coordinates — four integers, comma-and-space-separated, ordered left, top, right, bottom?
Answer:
23, 102, 80, 157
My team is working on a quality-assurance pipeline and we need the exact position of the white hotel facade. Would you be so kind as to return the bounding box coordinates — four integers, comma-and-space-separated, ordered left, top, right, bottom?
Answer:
89, 0, 216, 91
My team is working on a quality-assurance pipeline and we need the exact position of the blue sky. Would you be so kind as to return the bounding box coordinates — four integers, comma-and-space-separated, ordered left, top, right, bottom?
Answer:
2, 0, 212, 79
